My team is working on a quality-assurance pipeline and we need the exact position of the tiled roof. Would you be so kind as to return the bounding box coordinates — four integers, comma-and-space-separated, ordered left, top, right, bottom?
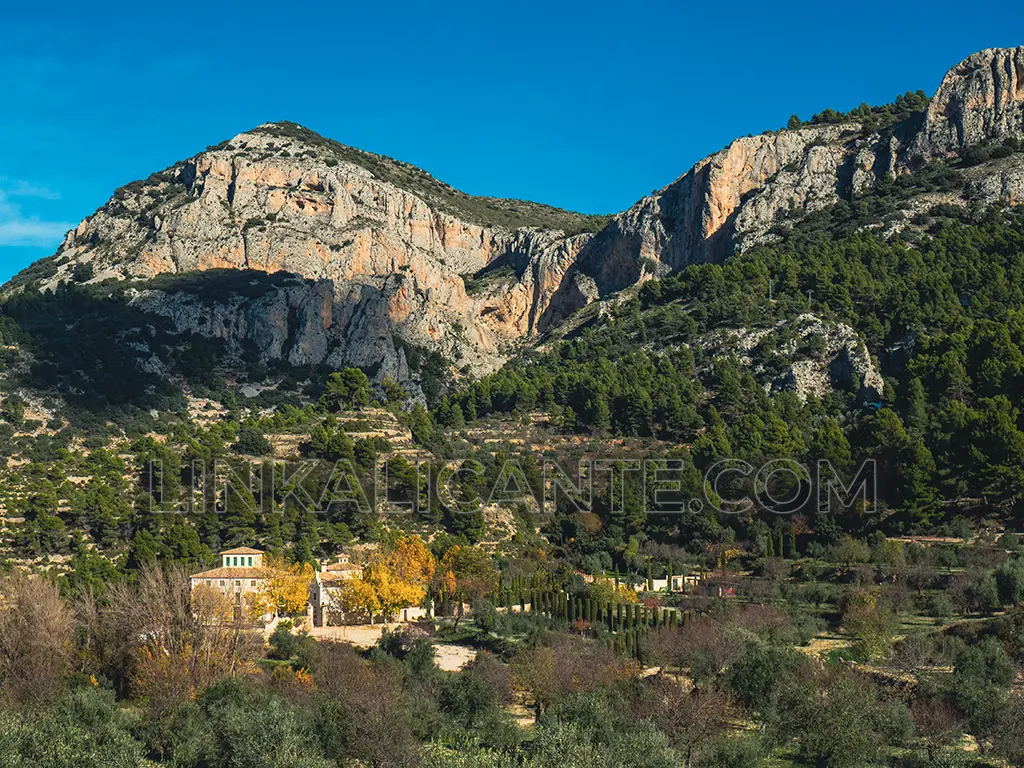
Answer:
219, 546, 264, 555
319, 570, 359, 582
325, 561, 360, 572
190, 567, 265, 580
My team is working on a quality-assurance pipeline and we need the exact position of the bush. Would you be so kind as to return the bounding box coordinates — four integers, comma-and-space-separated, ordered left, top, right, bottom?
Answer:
927, 592, 955, 621
996, 557, 1024, 606
960, 144, 992, 167
176, 677, 333, 768
233, 424, 273, 456
268, 620, 297, 660
696, 734, 765, 768
0, 687, 145, 767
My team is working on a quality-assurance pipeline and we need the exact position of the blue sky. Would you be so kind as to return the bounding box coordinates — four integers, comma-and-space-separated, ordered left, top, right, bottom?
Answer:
2, 1, 1022, 282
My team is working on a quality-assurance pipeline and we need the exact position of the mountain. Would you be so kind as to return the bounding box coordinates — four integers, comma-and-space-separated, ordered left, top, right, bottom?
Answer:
12, 122, 607, 384
6, 47, 1024, 400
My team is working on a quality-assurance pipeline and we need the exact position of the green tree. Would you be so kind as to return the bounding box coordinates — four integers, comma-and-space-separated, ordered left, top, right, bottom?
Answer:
322, 368, 371, 411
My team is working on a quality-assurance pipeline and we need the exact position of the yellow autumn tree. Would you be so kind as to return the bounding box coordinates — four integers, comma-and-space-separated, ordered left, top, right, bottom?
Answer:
335, 575, 382, 622
363, 561, 426, 620
436, 545, 498, 626
385, 535, 436, 587
588, 579, 640, 605
249, 554, 316, 619
333, 536, 435, 622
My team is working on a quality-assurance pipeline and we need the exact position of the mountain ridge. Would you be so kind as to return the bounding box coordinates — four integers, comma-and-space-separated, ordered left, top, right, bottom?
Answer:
8, 46, 1024, 390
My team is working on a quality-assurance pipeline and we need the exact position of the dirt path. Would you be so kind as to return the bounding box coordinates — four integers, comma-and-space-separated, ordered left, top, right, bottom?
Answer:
310, 624, 388, 647
433, 644, 477, 671
309, 624, 477, 671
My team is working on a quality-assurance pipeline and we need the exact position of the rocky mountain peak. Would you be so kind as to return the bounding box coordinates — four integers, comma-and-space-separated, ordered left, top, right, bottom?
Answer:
910, 46, 1024, 159
26, 121, 606, 384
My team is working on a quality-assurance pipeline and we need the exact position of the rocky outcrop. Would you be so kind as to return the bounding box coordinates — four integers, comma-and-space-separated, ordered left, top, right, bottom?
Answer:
540, 122, 892, 325
130, 276, 341, 367
698, 314, 883, 402
908, 47, 1024, 159
562, 125, 875, 295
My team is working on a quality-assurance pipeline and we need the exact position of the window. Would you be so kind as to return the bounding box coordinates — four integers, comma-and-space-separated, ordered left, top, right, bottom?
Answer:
220, 580, 225, 587
224, 557, 229, 567
247, 556, 253, 566
233, 556, 239, 566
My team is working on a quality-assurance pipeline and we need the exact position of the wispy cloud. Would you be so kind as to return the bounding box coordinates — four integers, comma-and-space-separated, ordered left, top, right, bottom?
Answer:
0, 177, 61, 200
0, 183, 74, 247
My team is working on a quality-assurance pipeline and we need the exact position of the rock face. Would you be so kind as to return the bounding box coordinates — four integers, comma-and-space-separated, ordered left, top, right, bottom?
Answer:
557, 124, 876, 301
40, 125, 596, 380
22, 47, 1024, 384
909, 47, 1024, 159
130, 277, 341, 369
697, 314, 883, 403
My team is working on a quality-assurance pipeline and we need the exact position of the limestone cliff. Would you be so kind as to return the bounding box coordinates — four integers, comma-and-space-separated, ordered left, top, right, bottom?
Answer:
908, 47, 1024, 159
36, 124, 598, 381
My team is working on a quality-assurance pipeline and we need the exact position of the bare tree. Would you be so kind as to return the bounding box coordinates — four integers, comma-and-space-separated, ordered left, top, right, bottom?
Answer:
642, 619, 743, 683
0, 571, 74, 707
993, 692, 1024, 765
315, 642, 423, 767
911, 694, 965, 761
83, 564, 257, 716
465, 650, 514, 705
642, 677, 733, 768
512, 634, 636, 720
